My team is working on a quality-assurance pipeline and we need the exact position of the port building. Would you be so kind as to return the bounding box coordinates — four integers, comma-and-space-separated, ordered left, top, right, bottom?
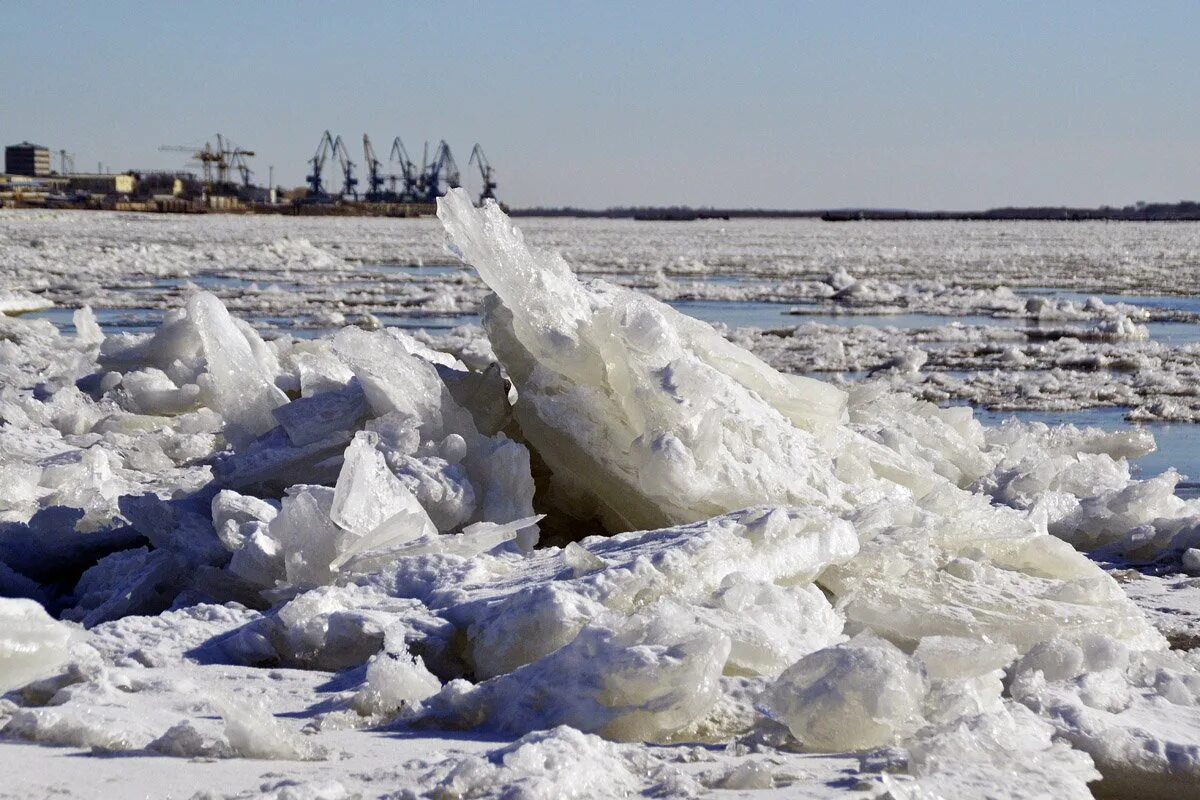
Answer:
5, 142, 51, 177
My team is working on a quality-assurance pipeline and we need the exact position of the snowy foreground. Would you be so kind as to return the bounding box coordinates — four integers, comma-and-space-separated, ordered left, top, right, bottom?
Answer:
2, 194, 1200, 798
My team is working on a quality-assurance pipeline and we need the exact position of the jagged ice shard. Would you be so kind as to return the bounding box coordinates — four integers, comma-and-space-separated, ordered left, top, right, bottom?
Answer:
438, 189, 1157, 649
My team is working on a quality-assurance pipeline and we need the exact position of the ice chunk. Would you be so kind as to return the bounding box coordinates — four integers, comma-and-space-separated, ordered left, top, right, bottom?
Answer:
336, 515, 541, 573
455, 506, 857, 681
271, 381, 367, 447
228, 583, 455, 672
0, 290, 53, 315
66, 547, 188, 627
211, 489, 278, 545
187, 292, 288, 446
269, 485, 344, 589
269, 433, 438, 590
327, 431, 437, 568
72, 306, 104, 345
1010, 636, 1200, 797
332, 326, 474, 440
425, 727, 647, 799
439, 190, 849, 532
759, 634, 927, 751
216, 696, 326, 761
330, 433, 429, 536
332, 326, 536, 530
117, 368, 202, 416
706, 576, 843, 677
900, 702, 1099, 800
352, 650, 441, 716
423, 601, 730, 742
148, 720, 234, 759
0, 598, 73, 693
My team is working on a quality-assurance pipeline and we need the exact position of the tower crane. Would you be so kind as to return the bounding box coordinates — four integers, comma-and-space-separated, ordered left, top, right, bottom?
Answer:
161, 134, 254, 192
305, 131, 335, 198
160, 140, 222, 185
468, 144, 497, 204
388, 137, 419, 200
212, 134, 232, 185
362, 134, 386, 201
332, 135, 358, 199
217, 135, 255, 188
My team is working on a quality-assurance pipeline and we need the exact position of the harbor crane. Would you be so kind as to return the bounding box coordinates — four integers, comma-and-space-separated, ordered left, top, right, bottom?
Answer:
230, 148, 253, 187
388, 137, 419, 200
362, 134, 386, 201
214, 135, 254, 186
161, 140, 222, 184
468, 144, 497, 204
332, 135, 358, 200
421, 140, 460, 201
305, 131, 336, 198
298, 133, 499, 207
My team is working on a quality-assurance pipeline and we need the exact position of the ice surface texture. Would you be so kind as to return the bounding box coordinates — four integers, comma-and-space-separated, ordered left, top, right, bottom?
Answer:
0, 193, 1198, 798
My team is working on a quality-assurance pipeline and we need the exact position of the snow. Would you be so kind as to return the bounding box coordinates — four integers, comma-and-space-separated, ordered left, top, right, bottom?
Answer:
1, 197, 1200, 797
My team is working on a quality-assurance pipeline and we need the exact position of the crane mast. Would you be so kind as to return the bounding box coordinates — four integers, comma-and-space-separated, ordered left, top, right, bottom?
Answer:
389, 137, 418, 201
422, 140, 460, 201
306, 131, 335, 198
440, 141, 461, 191
362, 134, 386, 200
468, 144, 498, 204
417, 142, 430, 199
332, 135, 358, 200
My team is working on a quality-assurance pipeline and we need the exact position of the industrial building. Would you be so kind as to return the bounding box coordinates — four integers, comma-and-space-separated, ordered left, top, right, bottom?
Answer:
64, 173, 136, 196
5, 142, 51, 177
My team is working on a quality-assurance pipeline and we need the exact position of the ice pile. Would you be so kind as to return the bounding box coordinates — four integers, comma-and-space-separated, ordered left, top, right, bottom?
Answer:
1, 192, 1200, 798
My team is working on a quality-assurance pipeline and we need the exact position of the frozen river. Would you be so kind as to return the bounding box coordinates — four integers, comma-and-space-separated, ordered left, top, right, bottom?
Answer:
9, 213, 1200, 482
4, 205, 1200, 798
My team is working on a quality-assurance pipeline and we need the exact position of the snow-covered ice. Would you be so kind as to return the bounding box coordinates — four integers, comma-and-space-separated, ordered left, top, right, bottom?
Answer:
2, 198, 1200, 798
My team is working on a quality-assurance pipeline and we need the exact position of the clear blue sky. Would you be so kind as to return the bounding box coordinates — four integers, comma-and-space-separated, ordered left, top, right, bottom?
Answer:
4, 1, 1199, 209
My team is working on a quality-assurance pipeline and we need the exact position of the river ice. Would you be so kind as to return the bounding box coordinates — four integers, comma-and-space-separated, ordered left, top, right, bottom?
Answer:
2, 198, 1200, 798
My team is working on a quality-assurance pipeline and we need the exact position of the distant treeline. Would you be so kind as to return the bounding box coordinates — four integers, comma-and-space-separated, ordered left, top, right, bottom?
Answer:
510, 201, 1200, 222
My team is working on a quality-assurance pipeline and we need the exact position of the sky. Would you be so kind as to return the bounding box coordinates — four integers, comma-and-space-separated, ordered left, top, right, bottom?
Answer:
4, 1, 1199, 209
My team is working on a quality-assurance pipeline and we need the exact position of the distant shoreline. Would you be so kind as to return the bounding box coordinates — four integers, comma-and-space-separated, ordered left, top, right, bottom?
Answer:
510, 202, 1200, 222
6, 199, 1200, 222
